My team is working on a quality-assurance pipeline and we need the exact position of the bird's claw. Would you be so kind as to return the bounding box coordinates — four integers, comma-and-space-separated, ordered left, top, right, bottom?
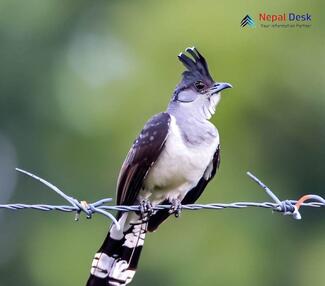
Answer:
169, 199, 182, 217
140, 200, 154, 218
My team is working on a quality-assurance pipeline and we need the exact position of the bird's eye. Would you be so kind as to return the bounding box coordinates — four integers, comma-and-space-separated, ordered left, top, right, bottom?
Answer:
194, 81, 205, 91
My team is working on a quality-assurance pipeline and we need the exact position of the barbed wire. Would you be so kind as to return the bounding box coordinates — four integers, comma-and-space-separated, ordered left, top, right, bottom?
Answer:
0, 168, 324, 230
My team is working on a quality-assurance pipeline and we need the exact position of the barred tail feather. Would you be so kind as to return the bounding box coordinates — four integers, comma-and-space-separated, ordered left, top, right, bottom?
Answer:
86, 212, 147, 286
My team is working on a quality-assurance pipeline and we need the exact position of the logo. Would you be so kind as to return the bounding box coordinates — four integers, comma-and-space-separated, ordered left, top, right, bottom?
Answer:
240, 15, 255, 27
241, 13, 312, 29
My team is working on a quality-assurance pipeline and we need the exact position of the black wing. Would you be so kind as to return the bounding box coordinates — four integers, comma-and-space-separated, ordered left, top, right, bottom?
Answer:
147, 145, 220, 232
116, 112, 171, 206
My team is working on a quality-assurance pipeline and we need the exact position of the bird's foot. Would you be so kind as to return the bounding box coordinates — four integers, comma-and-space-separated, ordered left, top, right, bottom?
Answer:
168, 199, 182, 217
139, 200, 154, 219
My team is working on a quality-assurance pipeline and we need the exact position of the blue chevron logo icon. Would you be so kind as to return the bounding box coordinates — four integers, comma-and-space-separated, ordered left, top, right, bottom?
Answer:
241, 15, 255, 27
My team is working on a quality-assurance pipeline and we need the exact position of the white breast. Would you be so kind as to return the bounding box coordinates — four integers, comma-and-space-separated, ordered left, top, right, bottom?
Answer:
142, 115, 219, 204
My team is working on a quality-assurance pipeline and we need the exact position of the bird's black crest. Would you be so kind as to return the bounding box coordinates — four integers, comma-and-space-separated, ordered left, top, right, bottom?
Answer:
173, 47, 215, 99
178, 47, 214, 84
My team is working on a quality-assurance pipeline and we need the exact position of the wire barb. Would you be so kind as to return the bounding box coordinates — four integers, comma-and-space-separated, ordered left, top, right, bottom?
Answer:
247, 171, 300, 219
0, 168, 323, 228
15, 168, 121, 229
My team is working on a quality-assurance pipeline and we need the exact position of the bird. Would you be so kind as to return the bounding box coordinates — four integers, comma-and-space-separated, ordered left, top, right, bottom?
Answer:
86, 47, 232, 286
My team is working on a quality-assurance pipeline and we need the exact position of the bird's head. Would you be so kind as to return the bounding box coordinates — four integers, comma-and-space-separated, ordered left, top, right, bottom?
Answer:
171, 47, 232, 119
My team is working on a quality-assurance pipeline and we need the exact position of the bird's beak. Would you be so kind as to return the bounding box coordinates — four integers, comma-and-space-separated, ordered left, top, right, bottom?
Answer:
210, 82, 232, 95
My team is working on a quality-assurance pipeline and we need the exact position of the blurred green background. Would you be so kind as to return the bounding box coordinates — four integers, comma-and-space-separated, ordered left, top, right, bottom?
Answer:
0, 0, 324, 285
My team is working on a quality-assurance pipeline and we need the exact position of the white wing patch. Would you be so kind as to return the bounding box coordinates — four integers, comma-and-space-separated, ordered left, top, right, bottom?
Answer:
203, 160, 214, 180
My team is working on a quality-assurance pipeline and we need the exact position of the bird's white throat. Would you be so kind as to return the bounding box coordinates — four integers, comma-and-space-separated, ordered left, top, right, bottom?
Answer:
203, 93, 221, 120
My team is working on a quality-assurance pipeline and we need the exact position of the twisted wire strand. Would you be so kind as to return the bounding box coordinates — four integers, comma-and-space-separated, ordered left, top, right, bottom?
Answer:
0, 168, 324, 230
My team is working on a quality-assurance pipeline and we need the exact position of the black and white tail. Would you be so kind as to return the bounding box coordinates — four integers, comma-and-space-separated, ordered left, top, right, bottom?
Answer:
86, 212, 147, 286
